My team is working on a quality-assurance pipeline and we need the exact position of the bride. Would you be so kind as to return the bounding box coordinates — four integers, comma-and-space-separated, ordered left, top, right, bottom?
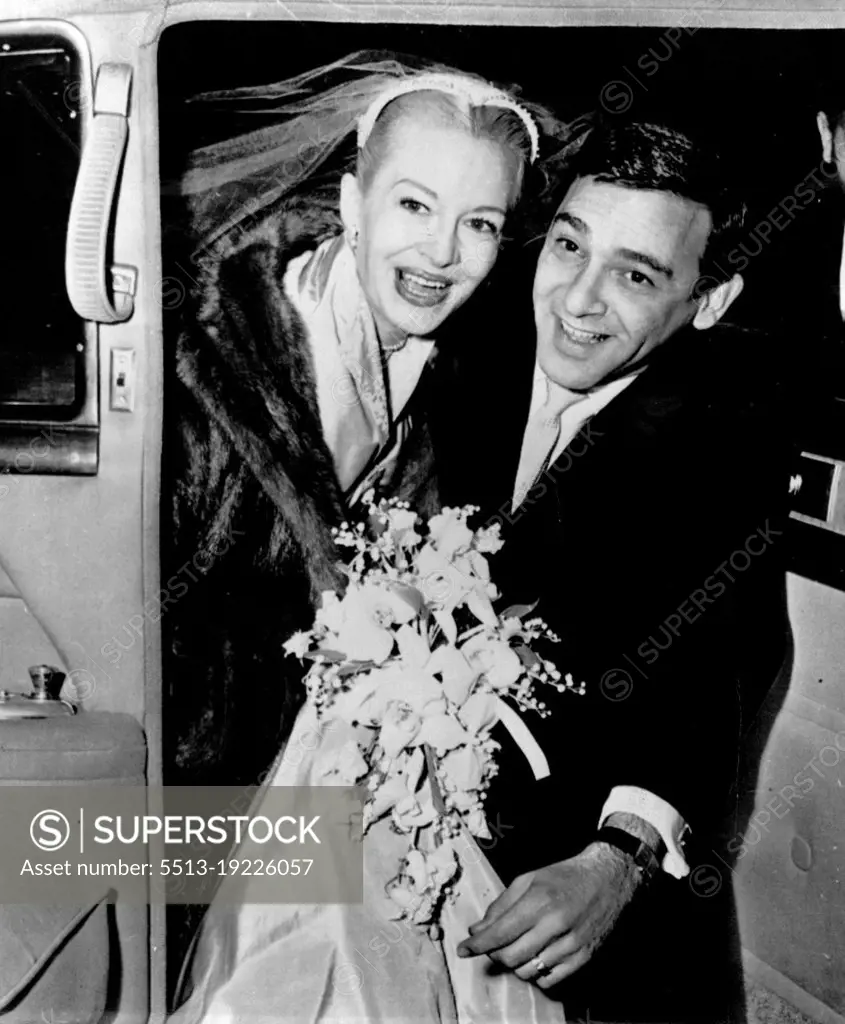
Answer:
165, 49, 559, 793
167, 51, 570, 1023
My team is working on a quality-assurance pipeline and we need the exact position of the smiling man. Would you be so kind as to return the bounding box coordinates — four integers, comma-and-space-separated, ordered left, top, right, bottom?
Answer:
532, 172, 739, 391
441, 120, 794, 1024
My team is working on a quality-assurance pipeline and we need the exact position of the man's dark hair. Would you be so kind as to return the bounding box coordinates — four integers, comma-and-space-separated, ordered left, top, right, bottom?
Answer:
545, 119, 747, 291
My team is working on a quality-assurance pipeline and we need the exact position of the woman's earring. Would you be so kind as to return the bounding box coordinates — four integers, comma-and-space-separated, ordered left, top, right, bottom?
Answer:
347, 227, 359, 252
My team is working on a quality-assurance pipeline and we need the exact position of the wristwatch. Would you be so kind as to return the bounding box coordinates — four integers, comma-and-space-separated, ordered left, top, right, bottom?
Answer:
595, 825, 665, 883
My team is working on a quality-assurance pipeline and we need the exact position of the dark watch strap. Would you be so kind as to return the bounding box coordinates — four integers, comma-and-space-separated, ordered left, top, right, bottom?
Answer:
595, 825, 664, 881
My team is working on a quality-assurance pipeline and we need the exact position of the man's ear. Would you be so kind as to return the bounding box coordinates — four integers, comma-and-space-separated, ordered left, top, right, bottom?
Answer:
339, 173, 362, 238
818, 111, 834, 165
692, 274, 744, 330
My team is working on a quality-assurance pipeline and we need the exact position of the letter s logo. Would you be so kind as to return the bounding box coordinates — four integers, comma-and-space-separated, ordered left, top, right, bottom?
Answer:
30, 810, 71, 851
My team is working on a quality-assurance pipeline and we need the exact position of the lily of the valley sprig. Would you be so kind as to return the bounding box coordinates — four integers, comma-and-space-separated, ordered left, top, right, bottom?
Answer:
284, 494, 585, 927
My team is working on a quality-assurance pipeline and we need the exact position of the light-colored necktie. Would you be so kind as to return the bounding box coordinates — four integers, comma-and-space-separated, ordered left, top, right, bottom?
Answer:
512, 379, 586, 511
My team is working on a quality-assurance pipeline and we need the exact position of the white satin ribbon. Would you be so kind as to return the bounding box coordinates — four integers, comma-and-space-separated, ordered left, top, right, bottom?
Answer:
494, 697, 550, 781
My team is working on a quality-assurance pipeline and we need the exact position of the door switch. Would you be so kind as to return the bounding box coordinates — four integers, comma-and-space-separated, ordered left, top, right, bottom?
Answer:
110, 347, 136, 411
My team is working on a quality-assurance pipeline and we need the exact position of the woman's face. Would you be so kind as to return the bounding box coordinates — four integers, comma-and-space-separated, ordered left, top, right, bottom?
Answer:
342, 116, 516, 342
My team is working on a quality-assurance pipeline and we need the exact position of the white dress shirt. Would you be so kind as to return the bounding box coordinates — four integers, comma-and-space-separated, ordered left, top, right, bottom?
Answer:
513, 363, 691, 879
512, 365, 639, 512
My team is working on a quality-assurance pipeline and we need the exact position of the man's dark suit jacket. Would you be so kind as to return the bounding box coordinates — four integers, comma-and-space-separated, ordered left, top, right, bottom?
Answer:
433, 304, 795, 1024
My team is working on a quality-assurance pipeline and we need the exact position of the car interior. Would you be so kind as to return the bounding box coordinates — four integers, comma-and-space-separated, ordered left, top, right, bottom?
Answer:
0, 1, 843, 1021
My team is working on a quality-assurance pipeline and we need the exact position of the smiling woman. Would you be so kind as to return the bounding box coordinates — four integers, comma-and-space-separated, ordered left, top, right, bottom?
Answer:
340, 108, 515, 347
161, 52, 560, 800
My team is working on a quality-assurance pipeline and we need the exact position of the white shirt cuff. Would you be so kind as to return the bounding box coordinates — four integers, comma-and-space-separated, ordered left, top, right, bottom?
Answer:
598, 785, 690, 879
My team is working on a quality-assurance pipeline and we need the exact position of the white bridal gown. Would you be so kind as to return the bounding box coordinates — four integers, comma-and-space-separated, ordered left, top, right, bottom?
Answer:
169, 703, 567, 1024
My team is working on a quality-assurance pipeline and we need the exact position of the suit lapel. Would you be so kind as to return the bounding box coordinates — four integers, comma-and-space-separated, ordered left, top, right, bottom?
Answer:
548, 339, 693, 477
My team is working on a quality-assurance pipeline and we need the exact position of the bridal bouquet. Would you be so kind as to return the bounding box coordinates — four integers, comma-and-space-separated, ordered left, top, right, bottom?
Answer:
284, 494, 583, 929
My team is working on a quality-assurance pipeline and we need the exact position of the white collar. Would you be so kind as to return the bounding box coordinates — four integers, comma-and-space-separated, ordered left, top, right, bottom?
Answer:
529, 361, 642, 416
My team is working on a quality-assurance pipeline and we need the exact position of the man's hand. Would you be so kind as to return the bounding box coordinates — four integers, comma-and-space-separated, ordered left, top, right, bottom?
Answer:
455, 841, 644, 988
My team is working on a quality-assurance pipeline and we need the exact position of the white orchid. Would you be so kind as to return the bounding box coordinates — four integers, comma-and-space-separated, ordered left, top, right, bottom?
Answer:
378, 702, 425, 758
439, 746, 484, 792
416, 544, 474, 612
415, 713, 470, 754
427, 508, 474, 558
415, 543, 498, 641
461, 633, 523, 691
426, 645, 476, 707
328, 667, 444, 731
395, 623, 430, 668
369, 672, 446, 722
392, 788, 438, 833
459, 691, 499, 735
319, 583, 417, 664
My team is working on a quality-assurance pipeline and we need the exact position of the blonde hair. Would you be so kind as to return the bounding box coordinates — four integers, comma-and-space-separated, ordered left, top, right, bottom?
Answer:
357, 89, 533, 207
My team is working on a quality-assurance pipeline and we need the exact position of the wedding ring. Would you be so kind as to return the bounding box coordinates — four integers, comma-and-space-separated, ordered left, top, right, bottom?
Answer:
530, 956, 549, 975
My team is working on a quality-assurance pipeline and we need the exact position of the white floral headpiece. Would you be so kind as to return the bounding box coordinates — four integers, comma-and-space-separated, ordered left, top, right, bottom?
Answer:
357, 72, 540, 164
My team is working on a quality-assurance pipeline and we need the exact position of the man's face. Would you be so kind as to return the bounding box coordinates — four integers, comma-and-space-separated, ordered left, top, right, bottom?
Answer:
533, 176, 713, 391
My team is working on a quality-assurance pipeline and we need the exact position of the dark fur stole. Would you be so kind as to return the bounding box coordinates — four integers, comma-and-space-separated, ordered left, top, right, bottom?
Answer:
163, 200, 439, 786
